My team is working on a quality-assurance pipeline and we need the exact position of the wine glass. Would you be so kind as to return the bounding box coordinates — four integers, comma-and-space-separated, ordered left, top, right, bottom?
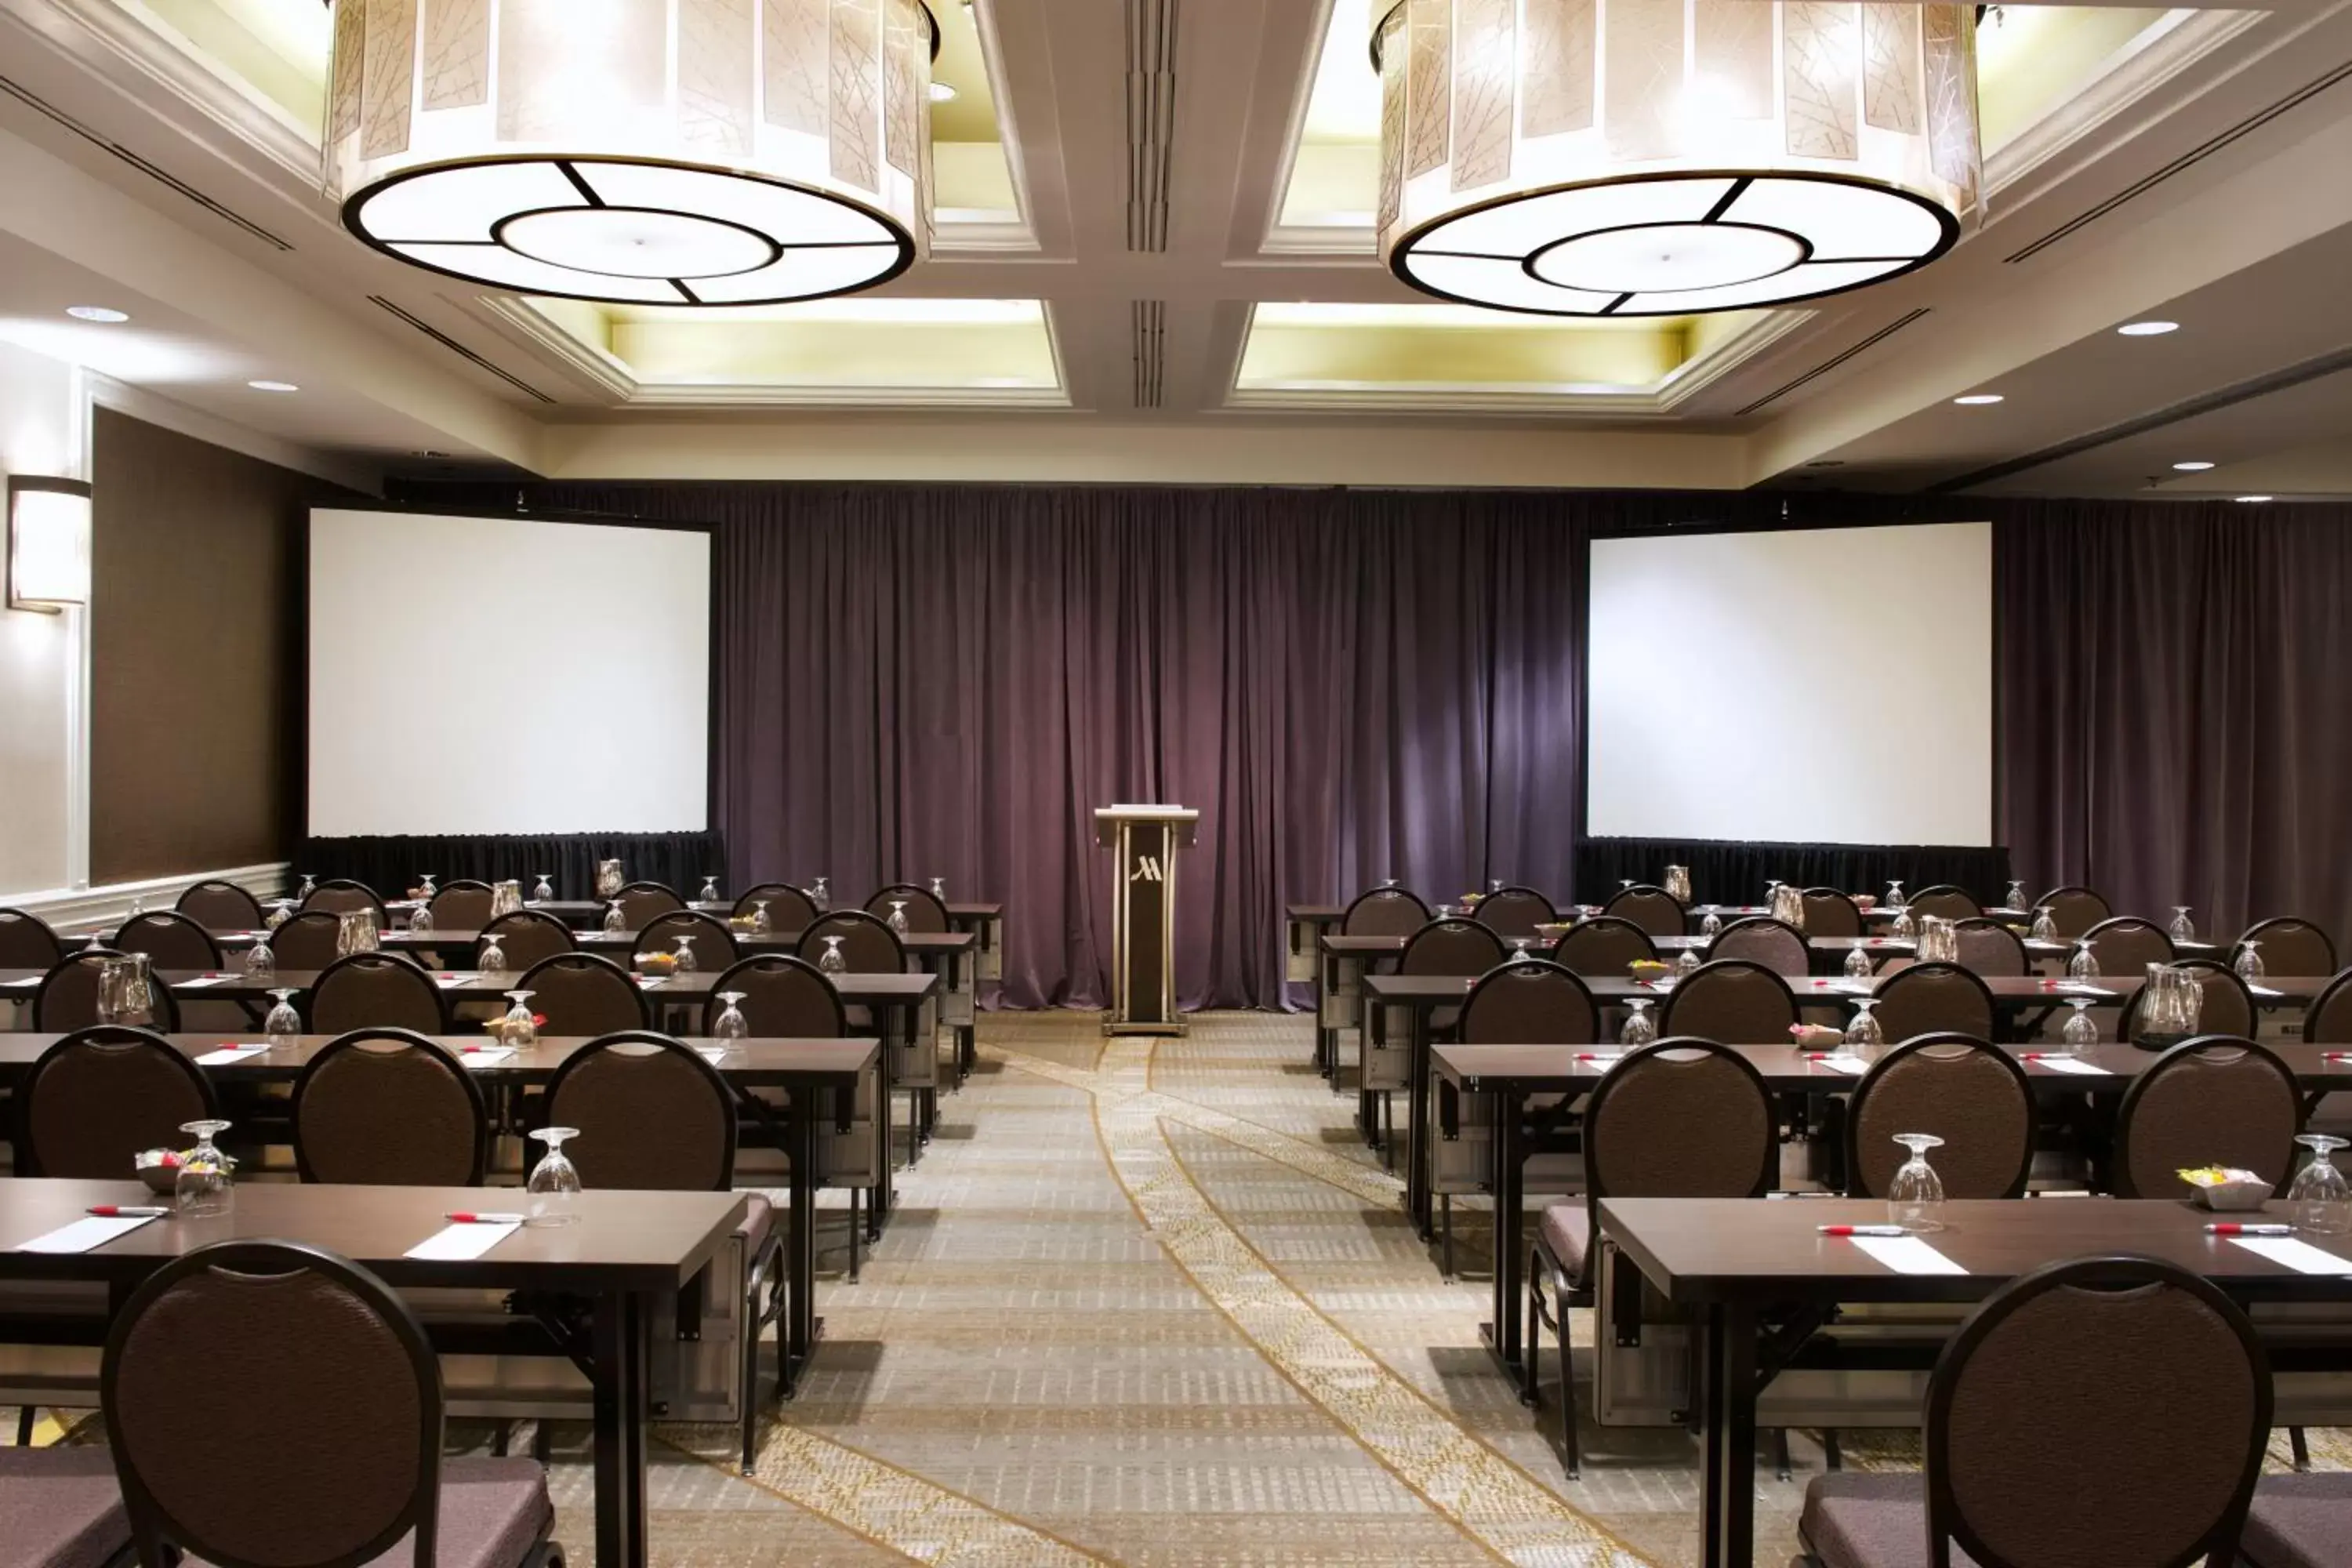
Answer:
1888, 1134, 1946, 1232
701, 876, 720, 902
2031, 906, 2058, 942
1672, 945, 1700, 978
1886, 880, 1907, 912
297, 873, 317, 899
241, 930, 275, 980
809, 875, 831, 913
408, 896, 435, 936
525, 1128, 582, 1227
1512, 935, 1534, 960
1700, 911, 1724, 938
266, 899, 292, 931
1844, 996, 1885, 1051
673, 935, 699, 975
2062, 997, 2100, 1053
1842, 943, 1874, 980
419, 873, 437, 902
478, 931, 508, 978
887, 899, 910, 937
1620, 999, 1656, 1047
264, 988, 301, 1050
1889, 908, 1916, 942
750, 899, 772, 935
713, 991, 750, 1042
595, 860, 624, 900
2169, 906, 2196, 943
2288, 1134, 2351, 1236
532, 873, 555, 902
931, 876, 948, 900
501, 990, 537, 1047
818, 935, 848, 975
128, 895, 145, 919
602, 899, 626, 935
2235, 939, 2267, 983
2067, 940, 2100, 980
2005, 880, 2027, 910
175, 1120, 234, 1217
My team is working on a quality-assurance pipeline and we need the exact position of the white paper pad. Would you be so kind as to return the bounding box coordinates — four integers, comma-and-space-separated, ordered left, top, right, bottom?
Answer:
17, 1214, 161, 1254
2031, 1056, 2111, 1076
405, 1221, 521, 1261
460, 1047, 517, 1069
1813, 1054, 1875, 1074
2249, 984, 2285, 999
1852, 1236, 1968, 1276
432, 974, 471, 989
2051, 983, 2111, 997
697, 1047, 731, 1063
634, 975, 666, 989
194, 1044, 272, 1066
176, 975, 230, 990
1820, 979, 1876, 994
2230, 1236, 2352, 1275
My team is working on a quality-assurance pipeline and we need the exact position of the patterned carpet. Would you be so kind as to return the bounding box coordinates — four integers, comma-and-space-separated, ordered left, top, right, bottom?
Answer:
12, 1009, 2348, 1565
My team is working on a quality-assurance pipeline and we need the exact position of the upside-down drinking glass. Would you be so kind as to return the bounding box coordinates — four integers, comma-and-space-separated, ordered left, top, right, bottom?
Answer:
241, 931, 275, 980
1700, 911, 1725, 938
1620, 999, 1657, 1048
603, 900, 626, 936
175, 1120, 234, 1217
408, 897, 434, 936
419, 873, 437, 902
713, 991, 749, 1042
533, 873, 555, 902
2005, 880, 2027, 910
478, 931, 508, 978
1886, 880, 1907, 912
1845, 996, 1885, 1051
818, 935, 848, 975
2288, 1134, 2352, 1236
931, 877, 948, 901
809, 876, 831, 913
2031, 906, 2059, 943
266, 899, 292, 931
2236, 940, 2267, 983
298, 873, 317, 900
2068, 940, 2101, 980
1890, 909, 1916, 942
1673, 945, 1700, 978
701, 876, 721, 903
264, 989, 301, 1050
525, 1128, 581, 1226
2169, 906, 2196, 944
672, 935, 698, 975
750, 899, 771, 935
1843, 943, 1875, 980
1888, 1134, 1946, 1232
2063, 998, 2100, 1053
500, 990, 537, 1047
887, 900, 910, 937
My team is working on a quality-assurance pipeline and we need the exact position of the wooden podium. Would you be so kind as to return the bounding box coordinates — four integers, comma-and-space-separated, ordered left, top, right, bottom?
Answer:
1094, 804, 1200, 1035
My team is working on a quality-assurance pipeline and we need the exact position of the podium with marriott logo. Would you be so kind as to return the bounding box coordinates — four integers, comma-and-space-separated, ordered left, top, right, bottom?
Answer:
1094, 804, 1200, 1036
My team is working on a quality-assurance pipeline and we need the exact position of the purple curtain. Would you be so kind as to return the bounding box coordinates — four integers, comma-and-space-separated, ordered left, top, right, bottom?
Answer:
1996, 503, 2352, 957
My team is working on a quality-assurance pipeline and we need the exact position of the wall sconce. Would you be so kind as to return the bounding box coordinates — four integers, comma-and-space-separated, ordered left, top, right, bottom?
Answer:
7, 475, 93, 613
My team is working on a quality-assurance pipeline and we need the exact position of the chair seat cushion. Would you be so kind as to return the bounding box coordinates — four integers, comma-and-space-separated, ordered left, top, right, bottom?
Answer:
0, 1446, 129, 1568
739, 1192, 774, 1254
1537, 1201, 1589, 1288
189, 1458, 550, 1568
1801, 1473, 1981, 1568
2245, 1473, 2352, 1568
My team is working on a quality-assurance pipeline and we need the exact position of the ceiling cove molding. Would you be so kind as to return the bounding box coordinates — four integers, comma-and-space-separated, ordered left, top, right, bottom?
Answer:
1125, 0, 1176, 252
1733, 309, 1933, 418
368, 296, 558, 405
479, 297, 640, 403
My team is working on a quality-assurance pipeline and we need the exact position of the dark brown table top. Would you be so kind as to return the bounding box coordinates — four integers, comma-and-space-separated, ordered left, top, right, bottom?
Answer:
0, 1179, 747, 1291
1597, 1196, 2352, 1305
0, 1033, 879, 1087
0, 967, 939, 1006
410, 898, 1003, 922
1363, 971, 2332, 1007
110, 927, 972, 957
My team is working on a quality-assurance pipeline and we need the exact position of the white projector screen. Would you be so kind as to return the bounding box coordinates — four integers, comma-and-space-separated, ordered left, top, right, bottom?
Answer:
308, 508, 710, 837
1587, 521, 1993, 845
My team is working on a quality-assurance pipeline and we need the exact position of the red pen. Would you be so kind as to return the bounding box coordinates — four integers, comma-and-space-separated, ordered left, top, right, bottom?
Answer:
2021, 1051, 2056, 1061
2205, 1223, 2293, 1236
444, 1211, 527, 1225
87, 1206, 170, 1218
1817, 1224, 1907, 1237
2325, 1052, 2352, 1062
1575, 1052, 1621, 1062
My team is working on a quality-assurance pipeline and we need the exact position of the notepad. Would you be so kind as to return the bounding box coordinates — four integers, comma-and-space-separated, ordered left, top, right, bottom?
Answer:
2031, 1057, 2110, 1076
460, 1047, 517, 1069
17, 1214, 161, 1254
634, 975, 666, 990
1812, 1054, 1874, 1074
2229, 1236, 2352, 1275
194, 1044, 272, 1066
176, 975, 230, 989
432, 974, 471, 989
1821, 979, 1876, 995
2249, 984, 2285, 999
697, 1046, 731, 1064
1852, 1236, 1967, 1276
2051, 982, 2111, 997
405, 1221, 521, 1261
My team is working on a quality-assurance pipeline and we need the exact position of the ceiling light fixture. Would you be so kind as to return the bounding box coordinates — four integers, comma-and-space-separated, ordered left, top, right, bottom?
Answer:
2118, 320, 2179, 336
2172, 460, 2215, 471
2236, 495, 2273, 503
7, 477, 93, 613
929, 82, 959, 102
1954, 394, 2004, 405
1370, 1, 1981, 317
248, 379, 299, 393
325, 0, 939, 307
65, 306, 129, 323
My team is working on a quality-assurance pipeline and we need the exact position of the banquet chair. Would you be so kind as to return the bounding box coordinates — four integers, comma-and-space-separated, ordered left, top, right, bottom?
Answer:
1342, 885, 1430, 936
1323, 887, 1431, 1097
2242, 1473, 2352, 1568
0, 1446, 130, 1568
1798, 1257, 2267, 1568
101, 1240, 564, 1568
866, 883, 951, 932
514, 953, 648, 1036
2110, 1036, 2299, 1197
309, 952, 449, 1036
1798, 887, 1865, 938
633, 909, 739, 972
1472, 886, 1558, 942
798, 912, 931, 1154
0, 907, 64, 970
13, 1025, 216, 1178
174, 879, 263, 933
1527, 1038, 1776, 1477
1844, 1035, 2033, 1200
1601, 884, 1686, 938
1658, 959, 1798, 1043
2308, 970, 2352, 1051
292, 1028, 487, 1186
2237, 917, 2338, 980
1951, 916, 2029, 978
1906, 884, 1981, 922
734, 883, 821, 932
425, 878, 497, 931
268, 910, 345, 971
1360, 919, 1506, 1159
544, 1031, 782, 1471
300, 877, 387, 921
478, 909, 576, 972
1868, 963, 1997, 1044
1430, 959, 1597, 1276
2081, 915, 2174, 975
1548, 916, 1657, 978
2033, 884, 2111, 940
1709, 916, 1809, 978
799, 909, 905, 975
614, 880, 685, 929
2121, 958, 2257, 1047
32, 951, 180, 1033
111, 911, 221, 972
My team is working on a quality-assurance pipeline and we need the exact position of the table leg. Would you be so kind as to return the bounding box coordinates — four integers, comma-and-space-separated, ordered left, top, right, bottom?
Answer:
1698, 1301, 1759, 1568
591, 1290, 652, 1568
783, 1087, 819, 1397
871, 1006, 900, 1228
1315, 949, 1333, 1082
1407, 1007, 1433, 1242
1479, 1086, 1527, 1379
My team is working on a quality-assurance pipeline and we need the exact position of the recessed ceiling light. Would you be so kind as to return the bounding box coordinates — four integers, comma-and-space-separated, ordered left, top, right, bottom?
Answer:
247, 379, 299, 393
65, 305, 129, 323
2172, 460, 2215, 471
1953, 394, 2004, 405
2118, 320, 2180, 336
928, 81, 958, 102
2236, 495, 2274, 503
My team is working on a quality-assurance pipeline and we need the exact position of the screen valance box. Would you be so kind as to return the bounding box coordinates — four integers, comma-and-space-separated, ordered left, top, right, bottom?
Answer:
1575, 837, 2015, 909
299, 832, 727, 903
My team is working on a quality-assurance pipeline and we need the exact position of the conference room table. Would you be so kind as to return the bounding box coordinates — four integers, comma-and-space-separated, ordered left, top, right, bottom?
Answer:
1598, 1195, 2352, 1568
434, 898, 1008, 980
0, 1178, 744, 1568
1433, 1036, 2352, 1384
0, 1030, 874, 1382
1364, 970, 2337, 1244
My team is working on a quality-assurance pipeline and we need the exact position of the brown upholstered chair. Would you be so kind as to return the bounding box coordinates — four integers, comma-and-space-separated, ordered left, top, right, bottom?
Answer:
2081, 915, 2174, 975
292, 1029, 487, 1186
1472, 886, 1558, 941
425, 879, 497, 931
1951, 916, 2029, 978
1527, 1039, 1776, 1477
308, 953, 448, 1036
100, 1240, 563, 1568
300, 877, 387, 921
1844, 1033, 2033, 1199
2237, 917, 2337, 979
1904, 884, 1982, 923
1869, 962, 1998, 1044
543, 1031, 779, 1472
477, 909, 575, 973
13, 1025, 217, 1178
2310, 969, 2352, 1046
1658, 958, 1798, 1043
2111, 1036, 2300, 1196
33, 951, 180, 1033
1548, 916, 1657, 978
175, 880, 263, 933
1798, 887, 1865, 938
614, 880, 684, 930
268, 910, 346, 972
2033, 884, 2111, 941
0, 1446, 130, 1568
514, 952, 648, 1036
2121, 959, 2258, 1047
1398, 917, 1507, 1038
706, 953, 847, 1039
734, 882, 821, 932
866, 884, 950, 933
1708, 916, 1809, 978
1799, 1257, 2268, 1568
0, 906, 64, 971
797, 909, 906, 975
633, 909, 739, 972
1341, 885, 1431, 938
111, 910, 222, 971
1601, 884, 1686, 938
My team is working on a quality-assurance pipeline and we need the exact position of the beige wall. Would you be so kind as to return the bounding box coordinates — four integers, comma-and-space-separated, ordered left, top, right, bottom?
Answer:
0, 338, 82, 898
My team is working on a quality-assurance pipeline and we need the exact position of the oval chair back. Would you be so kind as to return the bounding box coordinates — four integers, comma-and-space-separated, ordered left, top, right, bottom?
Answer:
2082, 916, 2173, 975
300, 878, 386, 921
633, 909, 739, 971
1658, 959, 1798, 1043
424, 880, 495, 931
2236, 917, 2336, 979
866, 884, 951, 934
1708, 916, 1808, 978
614, 881, 685, 930
1472, 887, 1558, 941
543, 1031, 737, 1192
1846, 1033, 2033, 1199
308, 953, 448, 1036
798, 910, 906, 975
2111, 1036, 2300, 1196
268, 911, 345, 972
477, 909, 576, 972
0, 906, 65, 971
1570, 1038, 1778, 1266
1548, 916, 1656, 979
112, 911, 223, 972
33, 950, 182, 1033
734, 883, 821, 931
1870, 963, 1998, 1043
16, 1025, 217, 1178
1341, 886, 1431, 938
292, 1029, 486, 1185
2034, 885, 2111, 941
174, 880, 264, 934
514, 951, 650, 1036
1952, 916, 2028, 978
1798, 887, 1865, 938
1459, 960, 1599, 1045
2310, 968, 2352, 1046
1602, 884, 1686, 938
1907, 884, 1982, 923
706, 954, 848, 1038
1399, 917, 1507, 978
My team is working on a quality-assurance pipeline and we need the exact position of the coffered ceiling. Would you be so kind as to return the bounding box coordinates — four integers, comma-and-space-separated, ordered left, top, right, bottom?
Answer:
1, 0, 2350, 497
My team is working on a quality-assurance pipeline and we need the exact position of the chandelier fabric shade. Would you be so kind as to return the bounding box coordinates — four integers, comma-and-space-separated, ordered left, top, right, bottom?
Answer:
1372, 0, 1983, 316
325, 0, 936, 305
